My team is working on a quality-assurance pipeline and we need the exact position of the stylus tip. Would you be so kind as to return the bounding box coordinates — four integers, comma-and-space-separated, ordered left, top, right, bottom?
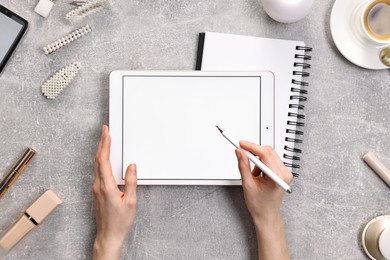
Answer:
287, 188, 292, 193
215, 124, 224, 133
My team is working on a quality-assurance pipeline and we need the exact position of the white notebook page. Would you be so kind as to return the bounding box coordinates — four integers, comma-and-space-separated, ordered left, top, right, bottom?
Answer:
200, 32, 306, 160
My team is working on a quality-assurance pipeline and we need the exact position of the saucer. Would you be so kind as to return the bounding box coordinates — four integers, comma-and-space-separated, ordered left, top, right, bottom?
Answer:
330, 0, 390, 70
362, 215, 390, 260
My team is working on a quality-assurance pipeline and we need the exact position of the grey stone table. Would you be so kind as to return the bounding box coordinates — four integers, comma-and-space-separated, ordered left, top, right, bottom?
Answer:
0, 0, 389, 259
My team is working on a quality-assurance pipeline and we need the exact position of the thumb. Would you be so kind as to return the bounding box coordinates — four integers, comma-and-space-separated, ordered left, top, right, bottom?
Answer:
124, 164, 137, 201
235, 149, 253, 187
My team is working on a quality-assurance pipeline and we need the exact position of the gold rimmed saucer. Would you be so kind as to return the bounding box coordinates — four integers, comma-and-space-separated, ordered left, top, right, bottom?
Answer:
362, 215, 390, 260
330, 0, 390, 70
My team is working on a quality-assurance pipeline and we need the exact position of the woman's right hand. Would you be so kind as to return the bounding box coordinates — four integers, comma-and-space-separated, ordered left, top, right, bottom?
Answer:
235, 141, 293, 225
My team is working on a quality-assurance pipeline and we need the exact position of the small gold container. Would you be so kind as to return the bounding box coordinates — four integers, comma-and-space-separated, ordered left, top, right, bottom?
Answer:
380, 47, 390, 67
362, 215, 390, 260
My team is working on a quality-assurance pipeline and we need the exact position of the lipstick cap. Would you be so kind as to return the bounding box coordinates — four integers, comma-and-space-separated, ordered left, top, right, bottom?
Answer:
26, 190, 62, 224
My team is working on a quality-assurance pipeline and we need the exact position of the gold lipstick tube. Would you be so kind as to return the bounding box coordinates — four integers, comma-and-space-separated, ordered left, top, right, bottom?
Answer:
0, 148, 36, 199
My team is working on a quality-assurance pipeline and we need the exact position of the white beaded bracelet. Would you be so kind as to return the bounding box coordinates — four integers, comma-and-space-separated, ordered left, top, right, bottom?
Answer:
66, 0, 114, 23
42, 62, 81, 100
43, 25, 92, 55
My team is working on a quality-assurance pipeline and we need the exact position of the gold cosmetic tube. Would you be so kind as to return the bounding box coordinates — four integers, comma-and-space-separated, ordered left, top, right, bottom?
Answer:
0, 190, 62, 258
0, 148, 36, 199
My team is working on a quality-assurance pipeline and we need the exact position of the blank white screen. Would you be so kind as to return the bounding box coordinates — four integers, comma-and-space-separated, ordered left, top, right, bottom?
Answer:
123, 76, 261, 180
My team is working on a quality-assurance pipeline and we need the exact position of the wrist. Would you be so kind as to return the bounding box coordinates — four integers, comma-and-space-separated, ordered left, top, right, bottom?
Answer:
93, 234, 124, 260
253, 211, 284, 234
253, 213, 290, 260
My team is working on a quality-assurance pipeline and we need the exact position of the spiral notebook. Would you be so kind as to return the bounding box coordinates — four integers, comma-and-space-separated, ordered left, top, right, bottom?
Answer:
196, 32, 312, 175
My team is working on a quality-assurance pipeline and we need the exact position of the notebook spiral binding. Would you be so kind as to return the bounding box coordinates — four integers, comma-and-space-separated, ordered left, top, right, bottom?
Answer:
284, 45, 312, 177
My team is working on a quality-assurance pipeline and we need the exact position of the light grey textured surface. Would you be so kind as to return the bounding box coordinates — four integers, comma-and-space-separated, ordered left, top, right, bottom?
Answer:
0, 0, 389, 259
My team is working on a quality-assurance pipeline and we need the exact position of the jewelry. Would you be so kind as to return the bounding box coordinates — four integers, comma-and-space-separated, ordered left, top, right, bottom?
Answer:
42, 62, 81, 100
66, 0, 114, 23
69, 0, 87, 6
43, 25, 92, 55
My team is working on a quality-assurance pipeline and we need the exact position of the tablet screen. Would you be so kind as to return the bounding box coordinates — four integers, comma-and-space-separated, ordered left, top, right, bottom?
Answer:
0, 12, 23, 63
122, 75, 262, 181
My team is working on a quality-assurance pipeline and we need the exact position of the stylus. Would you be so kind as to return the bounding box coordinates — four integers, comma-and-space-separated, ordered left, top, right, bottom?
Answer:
215, 125, 292, 193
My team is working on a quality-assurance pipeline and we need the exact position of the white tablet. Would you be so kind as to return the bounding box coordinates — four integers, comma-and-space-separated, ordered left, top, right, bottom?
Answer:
109, 71, 275, 185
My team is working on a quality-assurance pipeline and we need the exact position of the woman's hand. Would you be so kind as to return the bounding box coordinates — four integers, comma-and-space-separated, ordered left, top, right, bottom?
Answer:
235, 141, 293, 224
93, 125, 137, 260
235, 141, 293, 260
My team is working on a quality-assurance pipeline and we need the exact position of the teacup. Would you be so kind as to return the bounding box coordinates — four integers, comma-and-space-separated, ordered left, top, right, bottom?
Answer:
353, 0, 390, 47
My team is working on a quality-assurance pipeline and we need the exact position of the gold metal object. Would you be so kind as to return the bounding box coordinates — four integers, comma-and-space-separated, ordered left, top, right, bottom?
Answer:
0, 148, 36, 199
380, 47, 390, 67
362, 215, 390, 260
70, 1, 87, 6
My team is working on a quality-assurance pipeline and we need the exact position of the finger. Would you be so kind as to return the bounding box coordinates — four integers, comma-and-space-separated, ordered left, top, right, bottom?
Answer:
93, 163, 101, 184
94, 126, 105, 180
252, 166, 261, 177
96, 126, 112, 181
94, 125, 119, 194
239, 141, 276, 158
100, 125, 111, 161
235, 149, 254, 187
96, 125, 106, 159
239, 141, 282, 169
98, 162, 117, 185
124, 164, 137, 202
95, 125, 111, 169
240, 141, 293, 183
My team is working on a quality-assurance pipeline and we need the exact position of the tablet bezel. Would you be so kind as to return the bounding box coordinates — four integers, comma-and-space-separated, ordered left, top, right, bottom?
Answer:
109, 71, 275, 185
0, 5, 28, 74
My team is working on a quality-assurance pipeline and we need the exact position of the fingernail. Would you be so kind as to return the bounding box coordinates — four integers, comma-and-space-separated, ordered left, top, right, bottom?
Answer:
130, 164, 137, 174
